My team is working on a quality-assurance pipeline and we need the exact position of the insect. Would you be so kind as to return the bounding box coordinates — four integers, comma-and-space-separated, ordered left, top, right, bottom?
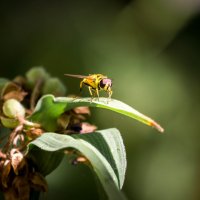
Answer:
64, 74, 113, 101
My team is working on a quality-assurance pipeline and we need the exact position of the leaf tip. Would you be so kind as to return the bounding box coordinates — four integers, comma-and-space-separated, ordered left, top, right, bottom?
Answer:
150, 121, 164, 133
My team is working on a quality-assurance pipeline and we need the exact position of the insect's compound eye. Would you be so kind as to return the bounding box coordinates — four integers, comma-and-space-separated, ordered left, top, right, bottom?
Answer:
100, 79, 112, 88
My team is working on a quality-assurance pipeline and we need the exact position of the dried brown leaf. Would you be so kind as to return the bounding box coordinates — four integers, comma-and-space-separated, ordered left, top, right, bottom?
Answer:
13, 76, 27, 86
1, 81, 27, 102
0, 150, 6, 159
80, 122, 97, 134
72, 156, 88, 165
73, 106, 91, 115
29, 172, 48, 192
12, 176, 30, 200
13, 134, 25, 146
4, 187, 19, 200
57, 113, 70, 130
26, 128, 43, 139
3, 91, 27, 102
1, 160, 11, 188
10, 149, 25, 175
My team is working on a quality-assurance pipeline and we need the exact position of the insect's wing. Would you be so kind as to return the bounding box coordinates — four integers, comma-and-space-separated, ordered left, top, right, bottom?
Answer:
64, 74, 95, 80
64, 74, 88, 79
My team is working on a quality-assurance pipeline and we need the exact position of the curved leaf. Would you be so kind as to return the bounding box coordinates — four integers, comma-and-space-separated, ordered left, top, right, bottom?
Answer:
72, 128, 126, 189
29, 95, 164, 132
27, 128, 127, 200
27, 150, 64, 176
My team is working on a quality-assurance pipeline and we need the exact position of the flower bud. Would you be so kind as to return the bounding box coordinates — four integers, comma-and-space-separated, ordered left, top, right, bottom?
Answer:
0, 117, 20, 128
42, 77, 67, 96
26, 67, 50, 86
3, 99, 25, 119
0, 78, 9, 94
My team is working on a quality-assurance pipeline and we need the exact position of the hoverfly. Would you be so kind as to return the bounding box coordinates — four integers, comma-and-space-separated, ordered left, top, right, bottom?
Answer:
64, 74, 113, 101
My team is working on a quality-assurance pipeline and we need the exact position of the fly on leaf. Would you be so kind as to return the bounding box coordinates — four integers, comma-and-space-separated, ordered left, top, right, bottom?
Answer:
64, 74, 113, 101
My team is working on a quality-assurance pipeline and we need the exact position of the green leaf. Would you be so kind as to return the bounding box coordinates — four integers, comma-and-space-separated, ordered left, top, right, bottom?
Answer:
27, 149, 64, 176
27, 128, 127, 200
72, 128, 126, 189
29, 95, 67, 131
29, 94, 164, 132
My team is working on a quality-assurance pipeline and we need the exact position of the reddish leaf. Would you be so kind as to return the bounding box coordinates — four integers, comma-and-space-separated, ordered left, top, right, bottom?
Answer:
10, 149, 25, 175
29, 172, 48, 192
1, 160, 11, 188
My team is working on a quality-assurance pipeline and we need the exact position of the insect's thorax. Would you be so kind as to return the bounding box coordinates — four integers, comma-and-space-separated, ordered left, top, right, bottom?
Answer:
83, 74, 105, 90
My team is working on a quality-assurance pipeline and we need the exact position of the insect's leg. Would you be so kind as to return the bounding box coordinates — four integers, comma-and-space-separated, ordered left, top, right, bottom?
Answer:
77, 80, 84, 98
88, 86, 94, 102
96, 88, 100, 101
107, 89, 113, 103
108, 90, 113, 99
80, 81, 84, 92
88, 86, 93, 96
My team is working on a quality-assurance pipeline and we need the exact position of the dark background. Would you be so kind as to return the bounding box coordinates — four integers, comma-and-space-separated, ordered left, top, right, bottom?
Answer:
1, 1, 200, 199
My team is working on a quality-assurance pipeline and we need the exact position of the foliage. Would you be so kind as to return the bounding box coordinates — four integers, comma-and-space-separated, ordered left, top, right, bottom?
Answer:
0, 67, 163, 200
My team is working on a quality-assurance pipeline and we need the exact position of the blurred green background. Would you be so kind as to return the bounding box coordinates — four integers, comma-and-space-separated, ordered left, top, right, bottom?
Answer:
1, 0, 200, 199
